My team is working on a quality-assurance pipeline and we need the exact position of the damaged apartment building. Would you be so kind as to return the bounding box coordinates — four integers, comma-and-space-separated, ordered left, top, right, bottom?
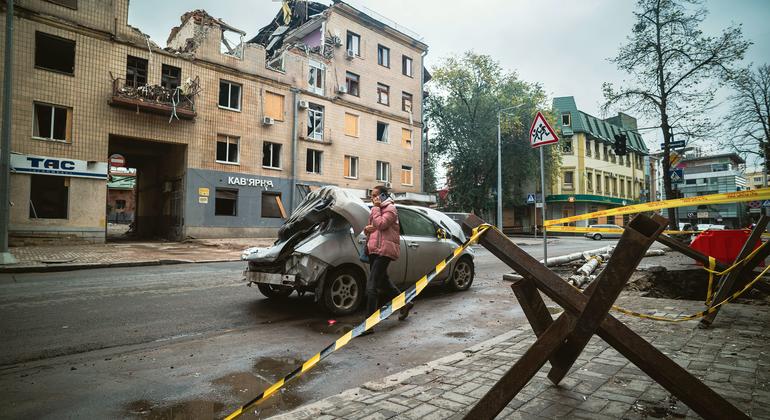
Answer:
1, 0, 429, 243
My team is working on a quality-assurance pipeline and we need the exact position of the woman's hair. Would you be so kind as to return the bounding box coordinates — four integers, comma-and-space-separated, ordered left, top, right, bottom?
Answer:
372, 185, 390, 196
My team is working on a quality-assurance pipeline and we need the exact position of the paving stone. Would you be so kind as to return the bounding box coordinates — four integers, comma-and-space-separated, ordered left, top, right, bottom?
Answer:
399, 403, 438, 419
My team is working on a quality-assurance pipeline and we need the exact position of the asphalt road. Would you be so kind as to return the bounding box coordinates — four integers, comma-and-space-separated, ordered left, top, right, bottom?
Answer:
0, 236, 618, 419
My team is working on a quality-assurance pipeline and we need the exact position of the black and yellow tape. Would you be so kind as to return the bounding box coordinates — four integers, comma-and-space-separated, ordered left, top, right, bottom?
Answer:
545, 225, 696, 235
223, 224, 493, 420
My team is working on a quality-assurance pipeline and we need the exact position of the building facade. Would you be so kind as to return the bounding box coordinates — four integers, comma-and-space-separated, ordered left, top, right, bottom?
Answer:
2, 0, 428, 243
673, 153, 748, 228
744, 170, 769, 190
548, 97, 649, 227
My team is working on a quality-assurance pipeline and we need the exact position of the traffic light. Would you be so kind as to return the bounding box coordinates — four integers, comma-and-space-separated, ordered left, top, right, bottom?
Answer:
613, 133, 628, 156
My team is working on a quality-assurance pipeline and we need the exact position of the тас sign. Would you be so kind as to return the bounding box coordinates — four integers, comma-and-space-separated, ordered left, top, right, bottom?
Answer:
10, 153, 108, 179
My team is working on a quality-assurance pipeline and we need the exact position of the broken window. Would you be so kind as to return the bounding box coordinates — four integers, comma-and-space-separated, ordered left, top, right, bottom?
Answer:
345, 72, 360, 96
33, 102, 71, 142
401, 165, 413, 185
344, 155, 358, 178
29, 175, 68, 219
377, 83, 390, 106
377, 121, 388, 143
376, 161, 390, 182
216, 134, 239, 164
402, 55, 413, 77
45, 0, 78, 9
401, 128, 412, 149
125, 55, 148, 88
35, 32, 75, 74
261, 192, 285, 219
306, 149, 322, 174
265, 91, 285, 121
402, 92, 413, 113
307, 103, 324, 140
161, 64, 181, 90
346, 31, 360, 56
308, 60, 324, 95
219, 80, 242, 110
344, 113, 359, 137
378, 45, 390, 67
215, 188, 238, 216
377, 122, 389, 143
263, 142, 282, 168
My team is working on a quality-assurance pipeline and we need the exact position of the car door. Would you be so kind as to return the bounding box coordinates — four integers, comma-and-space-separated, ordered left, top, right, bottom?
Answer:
398, 208, 451, 288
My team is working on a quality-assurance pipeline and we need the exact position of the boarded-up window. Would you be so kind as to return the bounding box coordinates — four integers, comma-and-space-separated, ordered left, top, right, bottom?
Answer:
401, 165, 413, 185
344, 113, 359, 137
344, 155, 358, 178
262, 192, 286, 218
215, 189, 237, 216
265, 91, 284, 121
401, 128, 412, 149
29, 175, 68, 219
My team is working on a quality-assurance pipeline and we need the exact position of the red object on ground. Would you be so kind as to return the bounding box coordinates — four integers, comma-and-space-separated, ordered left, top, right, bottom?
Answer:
690, 229, 760, 266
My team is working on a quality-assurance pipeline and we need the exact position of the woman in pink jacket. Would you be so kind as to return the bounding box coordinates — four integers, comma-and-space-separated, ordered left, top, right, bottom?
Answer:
363, 186, 413, 333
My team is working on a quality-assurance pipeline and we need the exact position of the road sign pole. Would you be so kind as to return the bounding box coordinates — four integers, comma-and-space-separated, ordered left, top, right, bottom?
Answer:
540, 147, 547, 264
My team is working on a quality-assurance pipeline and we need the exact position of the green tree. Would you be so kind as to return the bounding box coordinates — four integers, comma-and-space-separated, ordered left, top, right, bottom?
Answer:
426, 52, 558, 219
603, 0, 750, 229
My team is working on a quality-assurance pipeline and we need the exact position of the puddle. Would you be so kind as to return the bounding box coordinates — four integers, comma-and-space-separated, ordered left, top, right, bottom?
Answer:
125, 399, 225, 419
445, 331, 469, 338
123, 357, 321, 419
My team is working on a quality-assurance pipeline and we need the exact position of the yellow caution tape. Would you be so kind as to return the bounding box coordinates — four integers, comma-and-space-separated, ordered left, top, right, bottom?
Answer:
223, 224, 493, 420
545, 226, 695, 235
705, 257, 716, 306
544, 188, 770, 227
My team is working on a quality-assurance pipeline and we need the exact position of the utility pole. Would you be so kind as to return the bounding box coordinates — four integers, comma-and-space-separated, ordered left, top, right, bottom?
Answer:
0, 0, 17, 265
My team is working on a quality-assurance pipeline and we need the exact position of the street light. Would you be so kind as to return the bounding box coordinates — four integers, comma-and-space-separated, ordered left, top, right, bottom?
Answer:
497, 104, 524, 232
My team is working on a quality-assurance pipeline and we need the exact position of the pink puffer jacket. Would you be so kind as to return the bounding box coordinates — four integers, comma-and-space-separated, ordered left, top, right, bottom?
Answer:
366, 200, 401, 260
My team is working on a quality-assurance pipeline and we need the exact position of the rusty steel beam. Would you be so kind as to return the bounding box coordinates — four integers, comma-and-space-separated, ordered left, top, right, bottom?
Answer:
546, 215, 667, 385
656, 233, 729, 272
462, 215, 749, 420
700, 215, 769, 327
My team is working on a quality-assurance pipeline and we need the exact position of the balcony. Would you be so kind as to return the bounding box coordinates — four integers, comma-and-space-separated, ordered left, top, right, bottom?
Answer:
109, 77, 200, 120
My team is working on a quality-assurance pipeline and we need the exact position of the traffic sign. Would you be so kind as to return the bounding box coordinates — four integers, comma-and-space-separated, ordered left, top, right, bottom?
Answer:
529, 112, 559, 148
661, 140, 686, 149
763, 200, 770, 208
747, 200, 761, 209
669, 169, 683, 182
687, 212, 696, 219
669, 151, 682, 167
109, 154, 125, 168
526, 193, 536, 204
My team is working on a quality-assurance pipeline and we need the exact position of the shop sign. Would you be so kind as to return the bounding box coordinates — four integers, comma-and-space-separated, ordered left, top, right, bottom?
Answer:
227, 176, 274, 189
10, 153, 107, 179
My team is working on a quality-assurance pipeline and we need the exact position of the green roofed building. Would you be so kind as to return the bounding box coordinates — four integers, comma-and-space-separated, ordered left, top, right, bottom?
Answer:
548, 97, 650, 228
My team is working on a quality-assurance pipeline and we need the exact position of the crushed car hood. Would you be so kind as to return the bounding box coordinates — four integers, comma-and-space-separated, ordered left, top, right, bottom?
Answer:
243, 186, 369, 263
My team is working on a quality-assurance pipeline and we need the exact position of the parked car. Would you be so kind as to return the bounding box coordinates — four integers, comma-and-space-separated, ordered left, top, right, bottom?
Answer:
242, 186, 475, 315
584, 224, 623, 240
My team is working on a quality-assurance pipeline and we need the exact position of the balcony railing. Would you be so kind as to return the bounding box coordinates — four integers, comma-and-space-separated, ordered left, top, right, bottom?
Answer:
109, 76, 200, 120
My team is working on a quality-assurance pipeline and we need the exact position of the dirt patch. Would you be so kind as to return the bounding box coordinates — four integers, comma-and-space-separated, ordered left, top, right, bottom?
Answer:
124, 399, 225, 419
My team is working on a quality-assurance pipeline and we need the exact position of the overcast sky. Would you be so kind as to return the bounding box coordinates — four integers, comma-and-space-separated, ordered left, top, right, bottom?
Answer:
128, 0, 770, 164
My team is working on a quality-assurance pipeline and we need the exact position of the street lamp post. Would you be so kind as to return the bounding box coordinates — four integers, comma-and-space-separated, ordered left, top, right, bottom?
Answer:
0, 0, 16, 265
497, 104, 523, 233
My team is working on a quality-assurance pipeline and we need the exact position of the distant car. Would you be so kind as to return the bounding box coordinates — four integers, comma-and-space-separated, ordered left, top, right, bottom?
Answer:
242, 187, 476, 315
584, 224, 623, 240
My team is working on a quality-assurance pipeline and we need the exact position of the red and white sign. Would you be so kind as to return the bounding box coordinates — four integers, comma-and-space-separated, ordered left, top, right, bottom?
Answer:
109, 154, 126, 168
529, 111, 559, 148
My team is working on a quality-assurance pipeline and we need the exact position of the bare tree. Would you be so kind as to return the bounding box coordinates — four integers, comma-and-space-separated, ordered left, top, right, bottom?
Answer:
603, 0, 750, 229
722, 64, 770, 183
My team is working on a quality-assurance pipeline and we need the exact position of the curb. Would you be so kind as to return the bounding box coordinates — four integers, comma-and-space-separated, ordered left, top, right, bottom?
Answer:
269, 329, 525, 419
0, 258, 241, 274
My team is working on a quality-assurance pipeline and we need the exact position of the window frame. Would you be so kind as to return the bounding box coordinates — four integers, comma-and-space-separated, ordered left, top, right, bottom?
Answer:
307, 103, 324, 141
402, 92, 413, 113
377, 83, 390, 106
346, 31, 361, 56
29, 174, 69, 219
344, 155, 359, 179
376, 121, 389, 143
215, 134, 240, 165
561, 113, 571, 127
306, 149, 323, 174
32, 102, 72, 143
376, 160, 391, 182
308, 60, 324, 95
214, 188, 238, 216
160, 64, 181, 90
35, 31, 76, 75
261, 191, 286, 219
262, 141, 282, 169
402, 55, 413, 77
401, 165, 414, 186
125, 55, 148, 88
563, 171, 574, 188
345, 71, 360, 97
377, 44, 390, 67
218, 79, 242, 111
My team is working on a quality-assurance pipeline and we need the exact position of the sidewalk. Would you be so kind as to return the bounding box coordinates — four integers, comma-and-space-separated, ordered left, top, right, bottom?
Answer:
271, 295, 770, 419
0, 237, 276, 273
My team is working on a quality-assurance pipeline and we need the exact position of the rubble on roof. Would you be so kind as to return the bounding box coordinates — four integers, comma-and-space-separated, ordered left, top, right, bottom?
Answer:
249, 0, 329, 58
165, 9, 246, 58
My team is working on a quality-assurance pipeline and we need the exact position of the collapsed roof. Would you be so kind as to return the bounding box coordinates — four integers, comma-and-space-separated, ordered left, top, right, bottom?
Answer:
249, 0, 329, 57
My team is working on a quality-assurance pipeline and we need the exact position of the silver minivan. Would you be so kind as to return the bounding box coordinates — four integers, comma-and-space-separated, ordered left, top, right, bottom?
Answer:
242, 186, 475, 315
584, 224, 623, 240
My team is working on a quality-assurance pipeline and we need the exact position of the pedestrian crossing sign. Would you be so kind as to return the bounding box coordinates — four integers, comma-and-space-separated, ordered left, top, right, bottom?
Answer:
527, 194, 536, 204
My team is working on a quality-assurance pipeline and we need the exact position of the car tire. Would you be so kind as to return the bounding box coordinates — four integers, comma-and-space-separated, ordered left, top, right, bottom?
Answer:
257, 283, 294, 299
322, 266, 365, 316
592, 233, 602, 241
446, 257, 474, 291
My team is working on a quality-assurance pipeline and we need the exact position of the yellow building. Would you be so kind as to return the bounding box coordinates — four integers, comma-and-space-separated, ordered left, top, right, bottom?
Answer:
744, 170, 769, 190
549, 97, 648, 226
2, 0, 428, 243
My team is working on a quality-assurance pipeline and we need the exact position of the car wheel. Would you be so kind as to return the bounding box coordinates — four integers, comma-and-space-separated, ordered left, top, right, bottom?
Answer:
447, 257, 474, 291
592, 233, 602, 241
257, 283, 293, 299
323, 266, 365, 315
